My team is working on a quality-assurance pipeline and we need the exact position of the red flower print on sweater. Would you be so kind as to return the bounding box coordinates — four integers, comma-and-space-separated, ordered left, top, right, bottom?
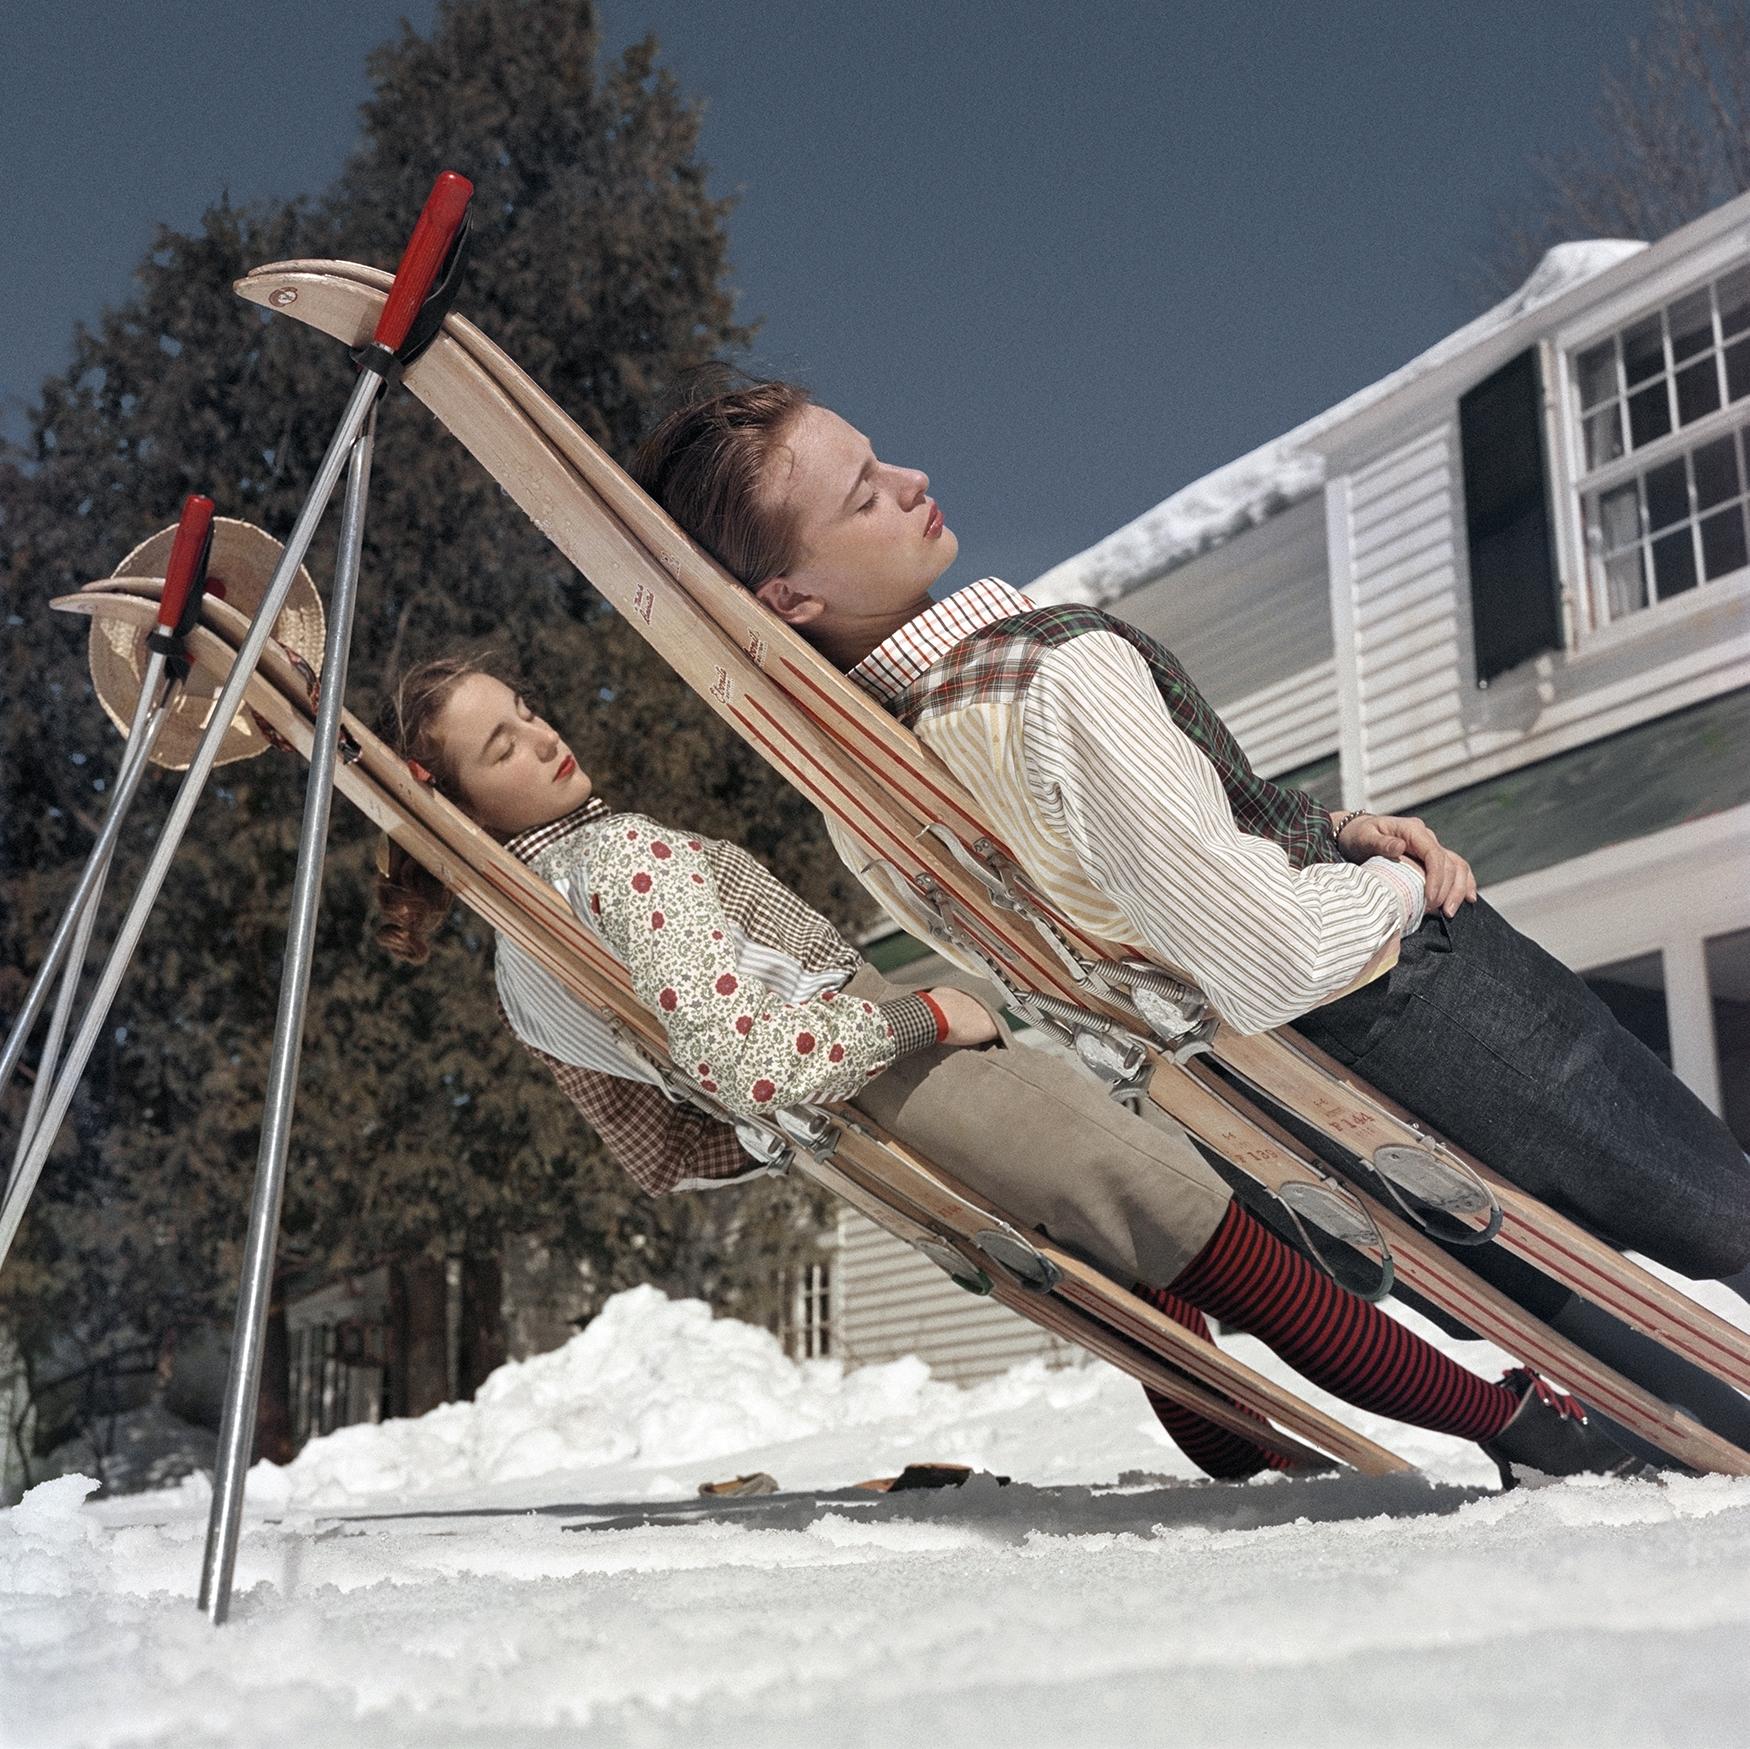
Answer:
550, 812, 902, 1119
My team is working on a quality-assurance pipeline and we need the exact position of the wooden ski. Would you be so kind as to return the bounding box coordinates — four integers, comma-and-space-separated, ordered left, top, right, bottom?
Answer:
54, 583, 1411, 1476
232, 261, 1750, 1473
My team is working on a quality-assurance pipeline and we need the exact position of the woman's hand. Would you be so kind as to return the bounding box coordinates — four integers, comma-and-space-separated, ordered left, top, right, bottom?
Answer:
926, 986, 1001, 1047
1336, 811, 1477, 917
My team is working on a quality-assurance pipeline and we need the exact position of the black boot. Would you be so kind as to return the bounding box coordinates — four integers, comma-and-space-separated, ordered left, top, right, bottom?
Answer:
1481, 1370, 1639, 1490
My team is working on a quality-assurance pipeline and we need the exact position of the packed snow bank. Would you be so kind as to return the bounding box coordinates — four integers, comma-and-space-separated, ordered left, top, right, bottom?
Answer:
9, 1285, 1750, 1747
1028, 240, 1647, 608
205, 1285, 1201, 1513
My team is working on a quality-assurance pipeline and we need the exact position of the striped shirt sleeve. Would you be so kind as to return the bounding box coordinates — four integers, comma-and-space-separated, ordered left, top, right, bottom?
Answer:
1020, 631, 1422, 1034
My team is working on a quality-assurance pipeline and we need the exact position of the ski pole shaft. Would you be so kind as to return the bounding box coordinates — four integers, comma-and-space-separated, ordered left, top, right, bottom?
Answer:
2, 487, 212, 1105
199, 409, 377, 1625
0, 655, 171, 1103
0, 366, 383, 1279
6, 697, 176, 1186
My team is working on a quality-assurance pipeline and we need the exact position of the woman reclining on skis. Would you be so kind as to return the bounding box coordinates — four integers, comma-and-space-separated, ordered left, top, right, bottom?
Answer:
628, 370, 1750, 1452
371, 654, 1630, 1487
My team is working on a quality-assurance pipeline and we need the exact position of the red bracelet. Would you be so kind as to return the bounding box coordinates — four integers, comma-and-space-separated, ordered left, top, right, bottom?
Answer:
917, 991, 951, 1045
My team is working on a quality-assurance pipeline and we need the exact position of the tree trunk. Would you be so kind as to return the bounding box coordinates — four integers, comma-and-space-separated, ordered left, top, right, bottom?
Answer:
456, 1246, 507, 1401
391, 1255, 450, 1419
254, 1298, 295, 1465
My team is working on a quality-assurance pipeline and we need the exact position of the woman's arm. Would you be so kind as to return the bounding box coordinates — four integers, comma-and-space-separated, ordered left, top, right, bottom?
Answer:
586, 820, 940, 1118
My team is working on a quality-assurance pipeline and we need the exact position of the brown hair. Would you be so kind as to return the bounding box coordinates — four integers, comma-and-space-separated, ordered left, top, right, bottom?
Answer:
373, 653, 500, 965
630, 367, 815, 588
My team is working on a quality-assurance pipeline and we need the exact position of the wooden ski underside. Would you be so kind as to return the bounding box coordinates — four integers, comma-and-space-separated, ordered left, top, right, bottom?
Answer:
231, 260, 1750, 1475
55, 584, 1411, 1475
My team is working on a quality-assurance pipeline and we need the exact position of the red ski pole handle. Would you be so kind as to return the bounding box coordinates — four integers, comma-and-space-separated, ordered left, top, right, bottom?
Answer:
156, 493, 216, 631
373, 171, 475, 356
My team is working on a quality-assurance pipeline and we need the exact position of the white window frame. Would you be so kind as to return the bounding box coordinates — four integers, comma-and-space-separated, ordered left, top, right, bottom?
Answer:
782, 1257, 835, 1361
1554, 250, 1750, 654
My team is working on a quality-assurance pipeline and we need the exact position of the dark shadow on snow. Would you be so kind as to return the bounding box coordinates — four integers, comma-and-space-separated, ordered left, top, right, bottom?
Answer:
307, 1470, 1489, 1542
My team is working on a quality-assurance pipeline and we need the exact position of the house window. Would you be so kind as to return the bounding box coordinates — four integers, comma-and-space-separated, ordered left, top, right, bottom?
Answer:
290, 1318, 389, 1449
1706, 928, 1750, 1148
1581, 951, 1671, 1068
781, 1261, 834, 1361
1573, 266, 1750, 627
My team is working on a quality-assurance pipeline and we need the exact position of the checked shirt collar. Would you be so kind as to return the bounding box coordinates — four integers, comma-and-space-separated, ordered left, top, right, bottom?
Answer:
848, 577, 1035, 703
504, 795, 615, 866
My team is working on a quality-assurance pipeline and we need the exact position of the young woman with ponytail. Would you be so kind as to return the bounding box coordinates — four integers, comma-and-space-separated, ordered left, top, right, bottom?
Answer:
367, 654, 1630, 1487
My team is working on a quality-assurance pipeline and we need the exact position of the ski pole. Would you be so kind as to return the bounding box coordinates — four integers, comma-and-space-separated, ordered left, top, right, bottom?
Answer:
0, 174, 473, 1282
199, 406, 376, 1623
1, 494, 214, 1141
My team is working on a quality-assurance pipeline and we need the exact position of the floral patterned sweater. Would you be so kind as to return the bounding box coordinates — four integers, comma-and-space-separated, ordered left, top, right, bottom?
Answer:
495, 801, 940, 1137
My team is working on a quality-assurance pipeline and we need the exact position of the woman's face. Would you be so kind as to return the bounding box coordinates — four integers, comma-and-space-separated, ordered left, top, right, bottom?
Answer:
757, 404, 958, 634
433, 672, 593, 836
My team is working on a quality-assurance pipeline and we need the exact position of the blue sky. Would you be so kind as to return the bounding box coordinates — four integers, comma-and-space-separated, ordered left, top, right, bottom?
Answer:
1, 1, 1662, 585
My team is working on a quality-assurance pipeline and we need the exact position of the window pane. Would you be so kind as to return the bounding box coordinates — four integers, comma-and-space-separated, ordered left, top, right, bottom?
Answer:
1676, 357, 1723, 425
1652, 525, 1700, 598
1576, 340, 1618, 410
1629, 380, 1673, 447
1720, 266, 1750, 338
1692, 433, 1741, 509
1604, 547, 1648, 616
1622, 314, 1666, 385
1598, 480, 1643, 550
1583, 952, 1669, 1066
1729, 337, 1750, 402
1645, 456, 1689, 530
1584, 404, 1624, 469
1699, 504, 1748, 579
1705, 928, 1750, 1149
1667, 289, 1714, 362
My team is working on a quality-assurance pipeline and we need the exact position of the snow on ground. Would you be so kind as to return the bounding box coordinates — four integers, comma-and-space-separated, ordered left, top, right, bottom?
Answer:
6, 1282, 1750, 1748
1027, 240, 1649, 609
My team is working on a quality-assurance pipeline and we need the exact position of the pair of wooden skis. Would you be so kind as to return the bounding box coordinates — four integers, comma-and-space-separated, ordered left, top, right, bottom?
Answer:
230, 256, 1750, 1475
54, 580, 1409, 1475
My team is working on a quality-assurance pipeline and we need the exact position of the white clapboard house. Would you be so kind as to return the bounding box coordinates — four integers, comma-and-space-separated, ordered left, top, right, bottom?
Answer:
806, 193, 1750, 1384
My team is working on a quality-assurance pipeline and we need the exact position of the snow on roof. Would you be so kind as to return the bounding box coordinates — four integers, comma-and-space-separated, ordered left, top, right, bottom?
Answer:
1027, 239, 1647, 609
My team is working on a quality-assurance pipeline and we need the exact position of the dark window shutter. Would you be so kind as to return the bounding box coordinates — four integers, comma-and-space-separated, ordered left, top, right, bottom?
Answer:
1458, 348, 1562, 685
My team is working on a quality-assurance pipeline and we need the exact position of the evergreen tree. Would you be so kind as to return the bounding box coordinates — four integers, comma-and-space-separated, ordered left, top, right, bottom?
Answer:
0, 0, 845, 1480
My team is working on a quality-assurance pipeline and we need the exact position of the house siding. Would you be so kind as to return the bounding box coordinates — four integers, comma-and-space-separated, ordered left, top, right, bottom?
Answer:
1323, 204, 1750, 816
1113, 492, 1338, 778
834, 1207, 1076, 1385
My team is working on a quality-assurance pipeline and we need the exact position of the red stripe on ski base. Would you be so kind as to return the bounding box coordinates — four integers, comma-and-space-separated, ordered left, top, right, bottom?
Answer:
778, 657, 989, 835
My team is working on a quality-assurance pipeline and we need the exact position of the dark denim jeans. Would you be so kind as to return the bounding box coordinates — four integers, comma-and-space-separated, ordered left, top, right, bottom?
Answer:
1294, 897, 1750, 1284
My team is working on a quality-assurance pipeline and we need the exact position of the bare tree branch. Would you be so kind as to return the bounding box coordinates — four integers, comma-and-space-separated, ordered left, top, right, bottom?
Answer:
1475, 0, 1750, 304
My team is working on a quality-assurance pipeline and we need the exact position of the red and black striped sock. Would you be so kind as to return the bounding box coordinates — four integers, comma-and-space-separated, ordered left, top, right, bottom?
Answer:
1164, 1200, 1517, 1442
1133, 1290, 1295, 1479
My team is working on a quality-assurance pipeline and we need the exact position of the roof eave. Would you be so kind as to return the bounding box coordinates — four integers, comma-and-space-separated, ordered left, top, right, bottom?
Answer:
1307, 190, 1750, 467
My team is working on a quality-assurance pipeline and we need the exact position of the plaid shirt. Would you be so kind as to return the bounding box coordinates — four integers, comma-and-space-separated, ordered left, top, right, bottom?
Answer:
496, 798, 936, 1195
881, 600, 1343, 871
840, 581, 1422, 1034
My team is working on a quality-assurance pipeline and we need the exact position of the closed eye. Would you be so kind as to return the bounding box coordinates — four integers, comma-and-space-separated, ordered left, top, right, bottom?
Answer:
857, 492, 879, 514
